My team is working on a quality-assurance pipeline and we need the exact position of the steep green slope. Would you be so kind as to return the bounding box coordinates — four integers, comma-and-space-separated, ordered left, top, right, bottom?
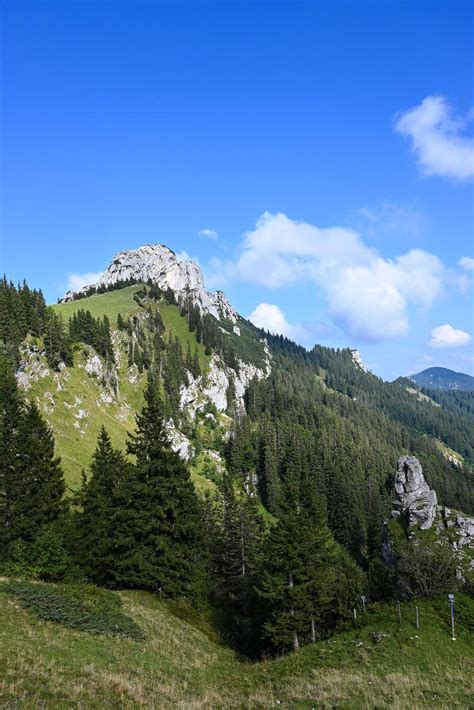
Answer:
22, 287, 213, 488
19, 338, 144, 489
52, 285, 211, 371
1, 581, 473, 708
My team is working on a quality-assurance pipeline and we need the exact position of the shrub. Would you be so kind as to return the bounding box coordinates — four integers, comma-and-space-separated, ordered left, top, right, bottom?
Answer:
396, 537, 458, 598
1, 580, 144, 640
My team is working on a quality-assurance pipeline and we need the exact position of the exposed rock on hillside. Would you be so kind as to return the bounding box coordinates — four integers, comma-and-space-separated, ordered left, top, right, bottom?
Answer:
385, 455, 474, 589
62, 244, 238, 322
179, 351, 271, 420
350, 349, 368, 373
392, 456, 437, 530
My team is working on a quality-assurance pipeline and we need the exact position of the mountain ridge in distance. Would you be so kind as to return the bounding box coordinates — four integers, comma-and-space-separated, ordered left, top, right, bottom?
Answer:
410, 366, 474, 392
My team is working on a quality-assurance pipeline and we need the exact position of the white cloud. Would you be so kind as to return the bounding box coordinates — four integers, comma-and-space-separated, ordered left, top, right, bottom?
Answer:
248, 303, 318, 345
210, 212, 445, 342
395, 96, 474, 180
249, 303, 294, 337
428, 324, 471, 348
199, 228, 218, 240
66, 271, 103, 292
459, 256, 474, 272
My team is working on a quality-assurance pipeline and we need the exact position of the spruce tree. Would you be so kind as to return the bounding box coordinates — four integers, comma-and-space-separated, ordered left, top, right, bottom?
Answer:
0, 355, 23, 558
257, 464, 362, 652
218, 472, 264, 650
13, 402, 67, 543
112, 373, 206, 600
77, 426, 129, 584
0, 356, 66, 557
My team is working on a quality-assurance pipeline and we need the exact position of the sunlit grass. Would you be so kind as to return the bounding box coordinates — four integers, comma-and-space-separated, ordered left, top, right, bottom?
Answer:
1, 583, 472, 709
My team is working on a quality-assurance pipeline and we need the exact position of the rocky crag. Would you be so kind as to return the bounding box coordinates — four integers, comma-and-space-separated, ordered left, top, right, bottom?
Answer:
62, 244, 238, 323
385, 455, 474, 586
392, 456, 438, 531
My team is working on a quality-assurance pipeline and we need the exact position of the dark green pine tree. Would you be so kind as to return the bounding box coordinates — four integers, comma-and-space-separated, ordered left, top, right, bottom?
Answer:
257, 462, 362, 653
0, 355, 67, 557
192, 349, 201, 379
44, 309, 72, 369
76, 426, 130, 585
12, 401, 67, 544
259, 416, 280, 514
229, 416, 255, 481
112, 373, 206, 601
218, 472, 264, 650
0, 354, 23, 558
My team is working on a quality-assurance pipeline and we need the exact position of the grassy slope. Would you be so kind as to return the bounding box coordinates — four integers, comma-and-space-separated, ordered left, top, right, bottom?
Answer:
51, 285, 144, 323
0, 584, 472, 709
52, 285, 210, 371
25, 343, 142, 490
23, 287, 211, 488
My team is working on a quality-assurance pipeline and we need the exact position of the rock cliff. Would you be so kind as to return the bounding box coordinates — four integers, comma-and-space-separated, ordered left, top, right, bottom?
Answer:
62, 244, 238, 323
385, 455, 474, 587
392, 455, 437, 530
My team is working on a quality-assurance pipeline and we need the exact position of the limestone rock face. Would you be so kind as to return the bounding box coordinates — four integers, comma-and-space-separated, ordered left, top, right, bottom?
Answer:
179, 348, 272, 420
350, 349, 368, 373
392, 456, 437, 530
62, 243, 238, 323
165, 419, 194, 461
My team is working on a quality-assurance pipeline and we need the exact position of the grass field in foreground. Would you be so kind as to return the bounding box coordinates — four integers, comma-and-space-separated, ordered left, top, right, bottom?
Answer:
1, 582, 473, 709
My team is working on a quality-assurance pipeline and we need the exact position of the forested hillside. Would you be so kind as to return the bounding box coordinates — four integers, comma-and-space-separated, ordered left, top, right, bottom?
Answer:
1, 273, 473, 659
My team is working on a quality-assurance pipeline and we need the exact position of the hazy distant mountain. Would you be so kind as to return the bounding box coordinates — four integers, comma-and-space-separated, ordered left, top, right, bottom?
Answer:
411, 367, 474, 392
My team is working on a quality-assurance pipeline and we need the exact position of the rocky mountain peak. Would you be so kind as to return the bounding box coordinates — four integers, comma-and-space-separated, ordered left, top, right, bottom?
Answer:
62, 243, 238, 323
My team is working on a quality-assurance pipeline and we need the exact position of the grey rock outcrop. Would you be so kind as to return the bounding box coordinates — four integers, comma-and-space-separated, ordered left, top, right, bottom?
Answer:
62, 244, 238, 323
392, 456, 437, 530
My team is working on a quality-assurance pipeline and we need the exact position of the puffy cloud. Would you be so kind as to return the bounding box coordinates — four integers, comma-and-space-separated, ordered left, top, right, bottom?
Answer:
216, 212, 445, 342
428, 324, 471, 348
459, 256, 474, 272
66, 271, 103, 292
199, 228, 218, 240
249, 303, 294, 337
248, 302, 326, 344
394, 96, 474, 181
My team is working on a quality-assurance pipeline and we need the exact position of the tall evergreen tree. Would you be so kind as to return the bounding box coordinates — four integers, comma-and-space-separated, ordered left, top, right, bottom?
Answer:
257, 466, 363, 652
76, 427, 129, 584
112, 374, 206, 600
218, 473, 264, 650
0, 355, 23, 558
0, 355, 66, 557
13, 402, 67, 543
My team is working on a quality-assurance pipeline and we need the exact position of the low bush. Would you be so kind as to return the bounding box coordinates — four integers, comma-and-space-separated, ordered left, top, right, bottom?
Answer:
1, 580, 144, 640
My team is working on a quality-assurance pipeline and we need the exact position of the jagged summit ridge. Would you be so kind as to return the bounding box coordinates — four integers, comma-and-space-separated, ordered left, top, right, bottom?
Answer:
62, 244, 238, 323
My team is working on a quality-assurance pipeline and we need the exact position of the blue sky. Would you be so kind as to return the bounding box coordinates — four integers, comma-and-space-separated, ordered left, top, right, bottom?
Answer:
1, 0, 473, 379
